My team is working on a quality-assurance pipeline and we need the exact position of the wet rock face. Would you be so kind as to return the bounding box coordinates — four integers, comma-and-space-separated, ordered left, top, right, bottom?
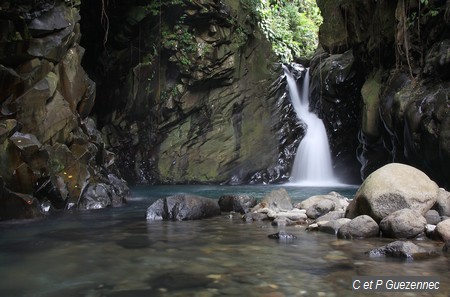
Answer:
381, 81, 450, 186
315, 0, 450, 187
309, 50, 363, 184
81, 0, 296, 185
0, 0, 129, 220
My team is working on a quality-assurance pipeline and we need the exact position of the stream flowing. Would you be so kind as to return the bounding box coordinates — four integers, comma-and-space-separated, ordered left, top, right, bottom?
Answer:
0, 185, 448, 297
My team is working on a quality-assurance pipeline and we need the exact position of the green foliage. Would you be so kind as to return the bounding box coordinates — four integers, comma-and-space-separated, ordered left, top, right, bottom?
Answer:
161, 85, 180, 102
161, 18, 197, 68
407, 0, 441, 30
244, 0, 322, 62
145, 0, 185, 15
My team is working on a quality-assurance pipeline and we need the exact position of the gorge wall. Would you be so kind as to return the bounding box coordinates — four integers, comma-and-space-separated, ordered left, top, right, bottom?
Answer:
311, 0, 450, 188
0, 0, 302, 219
2, 0, 449, 220
80, 0, 301, 185
0, 0, 129, 219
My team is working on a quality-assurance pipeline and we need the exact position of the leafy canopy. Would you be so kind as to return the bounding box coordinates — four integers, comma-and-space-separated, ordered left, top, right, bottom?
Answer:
242, 0, 322, 62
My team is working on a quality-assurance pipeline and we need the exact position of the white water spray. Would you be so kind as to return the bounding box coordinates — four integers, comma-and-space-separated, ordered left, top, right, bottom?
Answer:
283, 65, 339, 186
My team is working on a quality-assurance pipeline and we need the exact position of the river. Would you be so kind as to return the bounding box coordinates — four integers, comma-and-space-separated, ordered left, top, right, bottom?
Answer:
0, 185, 448, 297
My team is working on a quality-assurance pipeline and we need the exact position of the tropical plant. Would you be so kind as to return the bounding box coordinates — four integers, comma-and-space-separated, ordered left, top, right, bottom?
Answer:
243, 0, 322, 62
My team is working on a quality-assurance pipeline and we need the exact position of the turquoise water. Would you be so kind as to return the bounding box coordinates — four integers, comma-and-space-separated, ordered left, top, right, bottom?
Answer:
0, 185, 449, 297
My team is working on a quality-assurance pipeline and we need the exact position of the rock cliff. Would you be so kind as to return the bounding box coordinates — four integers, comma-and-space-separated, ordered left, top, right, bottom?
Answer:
312, 0, 450, 187
80, 0, 299, 185
0, 0, 129, 220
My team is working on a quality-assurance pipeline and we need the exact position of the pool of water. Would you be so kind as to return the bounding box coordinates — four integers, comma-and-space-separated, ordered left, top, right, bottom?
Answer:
0, 185, 448, 297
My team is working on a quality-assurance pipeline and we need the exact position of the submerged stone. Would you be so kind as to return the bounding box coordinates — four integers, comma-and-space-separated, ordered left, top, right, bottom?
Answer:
148, 271, 211, 290
116, 236, 153, 249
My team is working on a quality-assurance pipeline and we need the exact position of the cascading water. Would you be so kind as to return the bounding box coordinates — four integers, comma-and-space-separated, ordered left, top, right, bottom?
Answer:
283, 65, 338, 186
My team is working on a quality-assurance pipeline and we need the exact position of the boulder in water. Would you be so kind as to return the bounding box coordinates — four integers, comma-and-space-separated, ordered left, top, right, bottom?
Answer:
218, 194, 256, 214
316, 218, 352, 235
435, 219, 450, 241
337, 215, 379, 239
425, 209, 442, 225
434, 189, 450, 217
251, 188, 293, 213
379, 209, 427, 239
298, 192, 349, 212
346, 163, 439, 222
306, 199, 336, 219
368, 241, 439, 260
146, 194, 221, 221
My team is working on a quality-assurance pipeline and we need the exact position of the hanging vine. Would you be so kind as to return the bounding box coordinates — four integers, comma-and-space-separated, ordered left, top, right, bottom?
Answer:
395, 0, 414, 80
101, 0, 110, 47
394, 0, 442, 80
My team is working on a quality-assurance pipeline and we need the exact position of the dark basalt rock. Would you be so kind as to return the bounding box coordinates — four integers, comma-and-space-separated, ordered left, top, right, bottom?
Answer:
0, 178, 42, 220
146, 194, 221, 221
218, 194, 257, 214
78, 183, 116, 210
314, 0, 450, 187
0, 0, 129, 220
309, 49, 363, 184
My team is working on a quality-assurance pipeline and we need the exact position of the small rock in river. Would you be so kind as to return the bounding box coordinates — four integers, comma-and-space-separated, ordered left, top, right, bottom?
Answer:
268, 231, 297, 240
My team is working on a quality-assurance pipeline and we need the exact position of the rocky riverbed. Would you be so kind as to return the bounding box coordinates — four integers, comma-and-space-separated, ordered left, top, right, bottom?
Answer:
147, 163, 450, 260
1, 181, 449, 297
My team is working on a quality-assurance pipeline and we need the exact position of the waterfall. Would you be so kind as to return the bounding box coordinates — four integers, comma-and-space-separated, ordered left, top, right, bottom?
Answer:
283, 65, 338, 186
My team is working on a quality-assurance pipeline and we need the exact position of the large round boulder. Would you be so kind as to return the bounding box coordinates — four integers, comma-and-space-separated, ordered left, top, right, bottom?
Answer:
146, 194, 221, 221
346, 163, 439, 222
